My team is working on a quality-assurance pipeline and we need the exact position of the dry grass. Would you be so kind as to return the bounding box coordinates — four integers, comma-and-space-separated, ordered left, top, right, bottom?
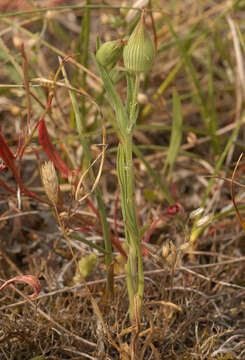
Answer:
0, 0, 245, 359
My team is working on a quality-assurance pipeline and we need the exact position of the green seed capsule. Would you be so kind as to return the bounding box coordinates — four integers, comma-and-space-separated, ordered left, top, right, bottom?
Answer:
123, 14, 154, 73
96, 40, 124, 69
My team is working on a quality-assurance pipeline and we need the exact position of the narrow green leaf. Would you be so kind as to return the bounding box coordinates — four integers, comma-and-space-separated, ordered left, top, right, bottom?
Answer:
71, 234, 109, 254
139, 223, 150, 239
117, 144, 127, 190
79, 0, 91, 132
207, 44, 220, 155
163, 90, 183, 181
92, 53, 128, 137
162, 14, 209, 124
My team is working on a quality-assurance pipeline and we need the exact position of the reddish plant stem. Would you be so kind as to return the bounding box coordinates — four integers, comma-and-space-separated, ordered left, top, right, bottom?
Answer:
85, 198, 100, 218
0, 177, 17, 195
38, 119, 73, 179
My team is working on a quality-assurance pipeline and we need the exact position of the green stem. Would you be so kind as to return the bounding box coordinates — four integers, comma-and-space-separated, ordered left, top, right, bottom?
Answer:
128, 72, 140, 133
121, 136, 138, 321
80, 0, 90, 132
125, 133, 137, 285
93, 54, 144, 319
96, 189, 113, 294
122, 72, 144, 320
123, 132, 144, 321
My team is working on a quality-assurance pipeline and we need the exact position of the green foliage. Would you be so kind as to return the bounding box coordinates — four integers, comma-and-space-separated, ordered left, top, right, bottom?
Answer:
92, 53, 128, 138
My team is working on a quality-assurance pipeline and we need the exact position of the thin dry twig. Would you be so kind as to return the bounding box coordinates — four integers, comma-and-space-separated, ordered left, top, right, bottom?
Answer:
180, 266, 245, 290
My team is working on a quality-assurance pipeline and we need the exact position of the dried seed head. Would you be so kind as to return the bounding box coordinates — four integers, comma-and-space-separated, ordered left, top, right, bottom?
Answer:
73, 253, 98, 282
179, 242, 190, 252
41, 161, 59, 205
165, 241, 177, 265
162, 241, 170, 258
123, 11, 154, 73
96, 39, 124, 69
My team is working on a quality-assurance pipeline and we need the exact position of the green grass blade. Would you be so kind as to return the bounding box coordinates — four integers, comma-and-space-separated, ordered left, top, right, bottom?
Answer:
201, 112, 245, 207
207, 44, 220, 155
79, 0, 91, 132
71, 234, 109, 255
163, 90, 183, 181
142, 0, 239, 118
162, 14, 209, 124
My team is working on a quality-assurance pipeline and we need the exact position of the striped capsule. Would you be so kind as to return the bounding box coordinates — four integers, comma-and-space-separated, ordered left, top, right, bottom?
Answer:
123, 13, 154, 73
